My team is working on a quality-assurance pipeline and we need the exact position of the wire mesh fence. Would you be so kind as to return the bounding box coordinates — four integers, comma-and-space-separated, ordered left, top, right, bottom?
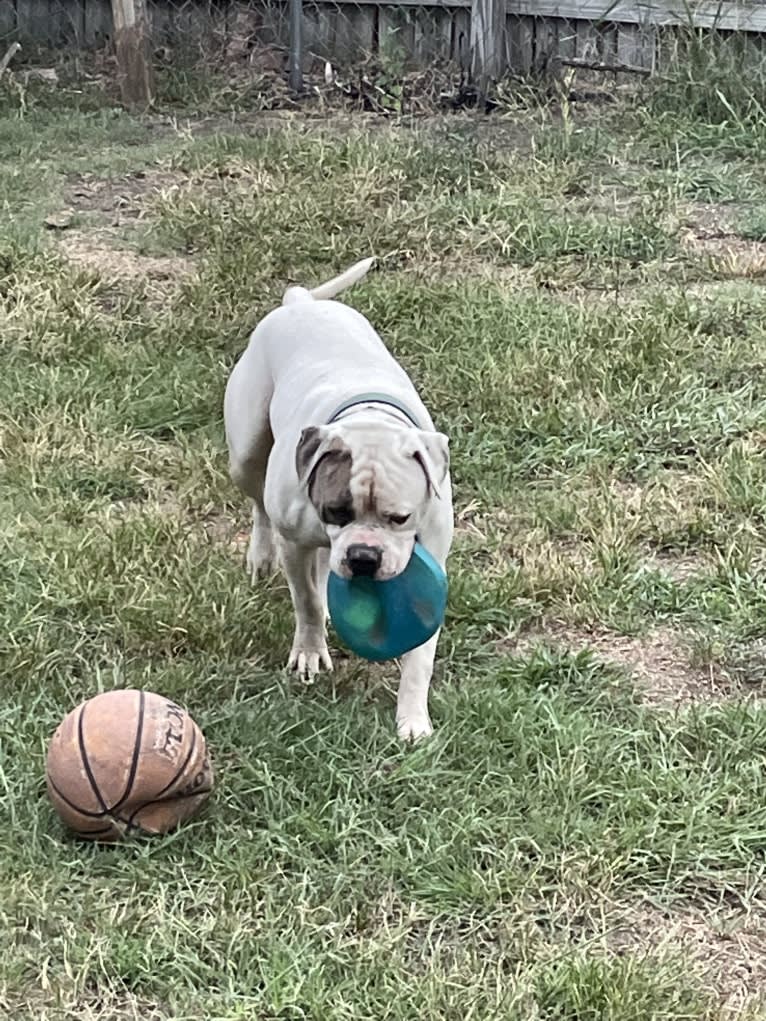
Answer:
141, 0, 654, 79
3, 0, 766, 110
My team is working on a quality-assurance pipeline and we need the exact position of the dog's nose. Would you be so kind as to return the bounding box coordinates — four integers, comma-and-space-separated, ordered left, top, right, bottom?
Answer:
346, 544, 383, 577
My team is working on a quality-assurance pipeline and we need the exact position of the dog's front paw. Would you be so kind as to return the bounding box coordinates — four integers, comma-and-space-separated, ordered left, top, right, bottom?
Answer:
397, 714, 434, 742
288, 644, 333, 684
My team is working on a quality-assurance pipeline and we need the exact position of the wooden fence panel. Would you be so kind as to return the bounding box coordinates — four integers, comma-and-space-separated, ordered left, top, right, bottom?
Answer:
257, 0, 290, 48
379, 4, 416, 64
536, 14, 558, 67
597, 20, 617, 61
506, 13, 534, 71
51, 0, 86, 44
173, 0, 219, 51
623, 21, 655, 68
412, 6, 453, 62
574, 15, 596, 58
302, 1, 337, 57
557, 16, 576, 59
452, 5, 471, 66
334, 3, 376, 60
348, 5, 378, 56
148, 0, 175, 41
17, 0, 54, 44
84, 0, 113, 43
3, 0, 766, 81
505, 0, 766, 33
0, 0, 16, 40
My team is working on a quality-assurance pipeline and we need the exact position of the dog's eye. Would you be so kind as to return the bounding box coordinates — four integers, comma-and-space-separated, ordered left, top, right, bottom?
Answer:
389, 513, 411, 526
324, 505, 354, 527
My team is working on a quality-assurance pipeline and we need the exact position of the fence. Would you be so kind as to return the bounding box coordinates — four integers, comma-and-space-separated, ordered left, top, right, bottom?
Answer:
2, 0, 766, 97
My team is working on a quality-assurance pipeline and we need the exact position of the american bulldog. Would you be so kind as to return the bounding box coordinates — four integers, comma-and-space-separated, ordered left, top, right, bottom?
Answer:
224, 258, 453, 739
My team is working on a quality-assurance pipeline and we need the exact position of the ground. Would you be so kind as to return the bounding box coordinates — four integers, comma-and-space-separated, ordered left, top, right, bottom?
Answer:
2, 66, 766, 1020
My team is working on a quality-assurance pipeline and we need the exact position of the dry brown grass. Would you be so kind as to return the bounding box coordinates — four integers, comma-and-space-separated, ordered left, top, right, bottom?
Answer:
681, 202, 766, 278
512, 623, 740, 708
603, 901, 766, 1017
59, 232, 195, 289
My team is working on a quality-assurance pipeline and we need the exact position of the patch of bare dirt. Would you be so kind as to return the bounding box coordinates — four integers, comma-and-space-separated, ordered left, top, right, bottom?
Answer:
513, 623, 738, 708
682, 202, 766, 279
52, 169, 197, 300
645, 550, 707, 583
717, 639, 766, 689
59, 232, 195, 296
684, 278, 766, 301
201, 511, 250, 555
683, 201, 737, 238
110, 502, 251, 556
416, 256, 539, 287
67, 169, 187, 223
603, 901, 766, 1016
6, 991, 170, 1021
424, 259, 676, 304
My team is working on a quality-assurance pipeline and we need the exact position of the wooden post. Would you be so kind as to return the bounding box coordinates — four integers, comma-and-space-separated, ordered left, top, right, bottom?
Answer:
470, 0, 505, 99
111, 0, 154, 109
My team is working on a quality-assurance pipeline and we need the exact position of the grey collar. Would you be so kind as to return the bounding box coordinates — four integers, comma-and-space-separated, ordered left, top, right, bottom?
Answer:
326, 392, 422, 429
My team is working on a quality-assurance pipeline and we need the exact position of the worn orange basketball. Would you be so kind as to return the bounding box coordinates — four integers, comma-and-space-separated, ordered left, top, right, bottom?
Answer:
46, 689, 213, 842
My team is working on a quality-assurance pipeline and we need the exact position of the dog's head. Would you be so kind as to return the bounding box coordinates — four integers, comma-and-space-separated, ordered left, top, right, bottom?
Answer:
295, 419, 449, 580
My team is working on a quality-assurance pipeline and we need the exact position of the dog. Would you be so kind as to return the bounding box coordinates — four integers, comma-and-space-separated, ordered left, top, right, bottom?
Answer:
223, 258, 454, 739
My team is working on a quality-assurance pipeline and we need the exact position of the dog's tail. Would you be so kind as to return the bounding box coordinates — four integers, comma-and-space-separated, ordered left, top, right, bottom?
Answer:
282, 257, 375, 306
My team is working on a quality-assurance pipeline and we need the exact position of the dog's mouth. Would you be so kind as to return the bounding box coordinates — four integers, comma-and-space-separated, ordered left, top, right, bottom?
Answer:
333, 533, 416, 582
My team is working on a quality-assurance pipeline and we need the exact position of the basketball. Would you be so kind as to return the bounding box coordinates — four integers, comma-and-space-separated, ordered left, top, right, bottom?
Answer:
46, 689, 213, 842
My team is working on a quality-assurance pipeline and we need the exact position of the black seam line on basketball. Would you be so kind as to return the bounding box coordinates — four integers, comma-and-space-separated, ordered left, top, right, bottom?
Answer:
149, 725, 198, 802
47, 776, 108, 819
77, 701, 109, 813
111, 689, 146, 813
126, 787, 213, 826
82, 825, 117, 836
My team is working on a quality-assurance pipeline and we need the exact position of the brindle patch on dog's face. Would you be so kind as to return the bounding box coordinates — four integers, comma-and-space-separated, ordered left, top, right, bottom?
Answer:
308, 449, 355, 528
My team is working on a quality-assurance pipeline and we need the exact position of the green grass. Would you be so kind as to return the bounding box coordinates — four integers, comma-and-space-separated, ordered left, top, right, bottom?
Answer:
2, 77, 766, 1020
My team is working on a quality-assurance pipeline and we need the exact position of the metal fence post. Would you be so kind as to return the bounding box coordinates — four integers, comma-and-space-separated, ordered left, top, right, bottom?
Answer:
289, 0, 303, 93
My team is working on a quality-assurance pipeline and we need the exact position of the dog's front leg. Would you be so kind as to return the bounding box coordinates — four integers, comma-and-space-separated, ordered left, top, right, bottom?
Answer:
397, 630, 440, 741
280, 539, 333, 682
314, 548, 330, 626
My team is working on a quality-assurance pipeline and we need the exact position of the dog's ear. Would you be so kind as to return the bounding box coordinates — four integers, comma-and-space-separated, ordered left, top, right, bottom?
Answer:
411, 431, 450, 499
295, 426, 325, 483
295, 427, 348, 488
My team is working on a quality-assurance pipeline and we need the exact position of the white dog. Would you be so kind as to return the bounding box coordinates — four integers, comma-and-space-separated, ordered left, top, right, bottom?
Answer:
224, 258, 454, 739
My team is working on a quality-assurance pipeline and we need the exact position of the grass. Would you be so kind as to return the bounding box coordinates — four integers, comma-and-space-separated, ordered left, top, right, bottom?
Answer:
2, 68, 766, 1020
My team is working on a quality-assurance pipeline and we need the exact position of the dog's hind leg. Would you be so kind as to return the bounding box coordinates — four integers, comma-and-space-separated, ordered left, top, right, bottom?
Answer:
224, 348, 277, 580
245, 495, 278, 581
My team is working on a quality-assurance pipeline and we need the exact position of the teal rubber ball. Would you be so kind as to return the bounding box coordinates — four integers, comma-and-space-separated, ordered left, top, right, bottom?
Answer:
327, 542, 447, 662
